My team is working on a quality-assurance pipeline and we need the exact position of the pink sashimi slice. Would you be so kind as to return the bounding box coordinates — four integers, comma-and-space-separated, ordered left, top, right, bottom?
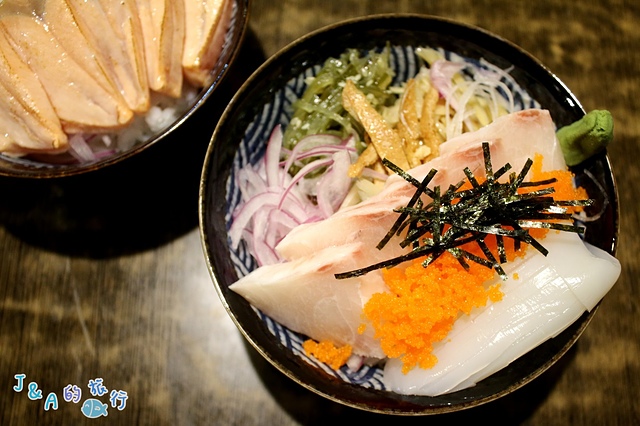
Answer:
276, 109, 564, 262
43, 0, 134, 121
135, 0, 185, 98
0, 30, 68, 155
182, 0, 233, 87
0, 14, 134, 134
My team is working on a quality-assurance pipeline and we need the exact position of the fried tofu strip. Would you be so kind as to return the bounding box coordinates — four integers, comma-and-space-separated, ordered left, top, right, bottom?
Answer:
397, 78, 423, 168
342, 79, 409, 176
397, 76, 441, 167
347, 138, 378, 178
420, 83, 441, 160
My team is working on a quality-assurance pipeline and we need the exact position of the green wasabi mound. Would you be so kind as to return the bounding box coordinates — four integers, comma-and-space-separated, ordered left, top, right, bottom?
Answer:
556, 110, 614, 166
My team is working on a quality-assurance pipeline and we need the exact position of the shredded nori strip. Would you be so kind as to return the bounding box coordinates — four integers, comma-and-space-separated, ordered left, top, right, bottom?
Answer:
335, 142, 594, 280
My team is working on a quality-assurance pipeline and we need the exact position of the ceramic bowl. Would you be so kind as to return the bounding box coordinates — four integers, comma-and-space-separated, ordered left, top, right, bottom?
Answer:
0, 0, 250, 179
199, 14, 618, 414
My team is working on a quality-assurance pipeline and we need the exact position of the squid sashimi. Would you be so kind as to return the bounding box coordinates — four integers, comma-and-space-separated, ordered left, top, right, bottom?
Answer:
230, 242, 388, 358
276, 109, 563, 262
383, 231, 620, 396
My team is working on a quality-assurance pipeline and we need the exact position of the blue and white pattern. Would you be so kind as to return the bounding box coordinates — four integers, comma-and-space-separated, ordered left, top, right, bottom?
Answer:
224, 45, 540, 390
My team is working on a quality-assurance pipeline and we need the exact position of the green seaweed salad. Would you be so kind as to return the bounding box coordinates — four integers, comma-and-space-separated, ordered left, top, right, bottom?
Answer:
283, 46, 396, 151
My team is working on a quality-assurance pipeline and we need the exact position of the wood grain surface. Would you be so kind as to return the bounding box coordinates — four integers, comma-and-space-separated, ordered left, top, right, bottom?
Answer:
1, 1, 638, 424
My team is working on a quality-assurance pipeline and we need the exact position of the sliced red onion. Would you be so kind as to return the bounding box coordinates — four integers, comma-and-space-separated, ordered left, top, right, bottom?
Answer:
68, 134, 97, 163
316, 150, 352, 217
236, 166, 268, 199
229, 191, 286, 248
283, 133, 344, 176
264, 125, 283, 187
279, 157, 334, 210
231, 128, 355, 266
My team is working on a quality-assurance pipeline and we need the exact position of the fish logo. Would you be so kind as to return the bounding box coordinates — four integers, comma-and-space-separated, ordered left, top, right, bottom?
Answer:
81, 398, 108, 418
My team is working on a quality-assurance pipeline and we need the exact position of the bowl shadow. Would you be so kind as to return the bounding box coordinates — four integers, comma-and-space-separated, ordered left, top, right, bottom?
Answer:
243, 337, 576, 424
0, 29, 266, 259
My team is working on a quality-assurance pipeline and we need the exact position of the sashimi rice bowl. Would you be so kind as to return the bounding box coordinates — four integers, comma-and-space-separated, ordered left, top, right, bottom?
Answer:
0, 0, 249, 178
199, 15, 620, 414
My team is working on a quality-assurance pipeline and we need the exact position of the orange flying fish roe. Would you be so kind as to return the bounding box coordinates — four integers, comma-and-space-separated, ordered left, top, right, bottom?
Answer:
303, 339, 353, 370
361, 153, 588, 374
529, 153, 588, 206
363, 253, 499, 374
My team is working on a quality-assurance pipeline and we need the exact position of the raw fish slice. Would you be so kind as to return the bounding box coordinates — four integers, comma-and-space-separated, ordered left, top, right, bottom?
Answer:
276, 109, 562, 261
383, 232, 621, 396
51, 0, 149, 113
43, 0, 134, 123
0, 15, 132, 134
136, 0, 185, 98
0, 0, 41, 15
230, 242, 388, 358
0, 32, 68, 155
441, 109, 566, 170
0, 86, 67, 156
277, 194, 413, 265
98, 0, 150, 112
182, 0, 233, 86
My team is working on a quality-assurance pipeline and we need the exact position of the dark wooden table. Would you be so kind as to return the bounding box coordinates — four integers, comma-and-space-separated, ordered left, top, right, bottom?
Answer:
1, 1, 638, 424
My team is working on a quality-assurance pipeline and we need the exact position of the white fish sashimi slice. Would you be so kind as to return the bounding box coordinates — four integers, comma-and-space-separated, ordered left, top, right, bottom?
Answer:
276, 109, 563, 261
230, 242, 388, 358
383, 232, 621, 396
387, 109, 565, 186
440, 108, 566, 171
